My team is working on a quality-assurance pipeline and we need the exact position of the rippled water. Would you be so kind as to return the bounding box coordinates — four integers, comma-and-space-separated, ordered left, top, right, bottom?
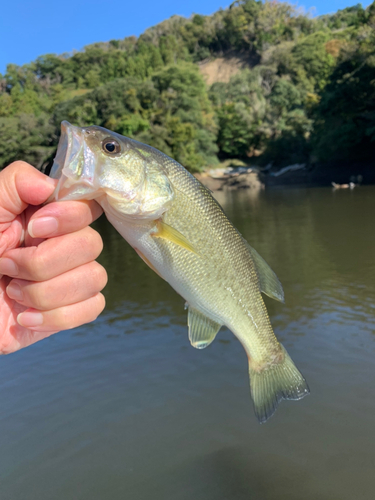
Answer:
1, 186, 375, 500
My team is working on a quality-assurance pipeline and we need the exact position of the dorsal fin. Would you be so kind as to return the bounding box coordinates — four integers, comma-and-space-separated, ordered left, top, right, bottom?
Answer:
245, 242, 285, 303
188, 307, 222, 349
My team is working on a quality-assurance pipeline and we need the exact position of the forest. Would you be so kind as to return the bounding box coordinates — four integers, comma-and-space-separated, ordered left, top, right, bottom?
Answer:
0, 0, 374, 173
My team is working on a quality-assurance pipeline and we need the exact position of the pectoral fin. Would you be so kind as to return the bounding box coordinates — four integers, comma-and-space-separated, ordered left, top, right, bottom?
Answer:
245, 242, 285, 303
152, 220, 198, 254
188, 307, 222, 349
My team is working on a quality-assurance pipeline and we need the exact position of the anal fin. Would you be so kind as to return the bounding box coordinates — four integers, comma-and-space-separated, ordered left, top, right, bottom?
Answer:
246, 243, 285, 303
188, 307, 222, 349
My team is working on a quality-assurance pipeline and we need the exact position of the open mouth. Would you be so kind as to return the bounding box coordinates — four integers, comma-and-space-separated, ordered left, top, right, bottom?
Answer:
48, 121, 99, 202
50, 121, 82, 180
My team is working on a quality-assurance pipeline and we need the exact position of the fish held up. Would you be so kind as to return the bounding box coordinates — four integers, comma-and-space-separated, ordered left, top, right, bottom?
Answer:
49, 121, 309, 423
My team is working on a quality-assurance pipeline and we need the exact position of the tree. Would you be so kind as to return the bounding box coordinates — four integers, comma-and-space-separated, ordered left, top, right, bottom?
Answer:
53, 64, 218, 172
311, 38, 375, 162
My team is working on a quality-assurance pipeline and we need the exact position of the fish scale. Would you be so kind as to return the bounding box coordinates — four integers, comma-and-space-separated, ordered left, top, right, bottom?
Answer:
50, 121, 309, 423
161, 159, 276, 356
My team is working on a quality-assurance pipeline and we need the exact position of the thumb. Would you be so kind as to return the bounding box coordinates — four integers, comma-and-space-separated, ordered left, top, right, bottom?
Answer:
0, 161, 57, 224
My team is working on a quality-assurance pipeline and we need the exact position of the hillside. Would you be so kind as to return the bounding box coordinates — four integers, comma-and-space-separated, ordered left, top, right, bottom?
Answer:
0, 0, 374, 174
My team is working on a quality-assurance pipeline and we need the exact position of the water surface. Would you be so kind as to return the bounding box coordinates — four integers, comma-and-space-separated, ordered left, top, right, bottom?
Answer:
1, 186, 375, 500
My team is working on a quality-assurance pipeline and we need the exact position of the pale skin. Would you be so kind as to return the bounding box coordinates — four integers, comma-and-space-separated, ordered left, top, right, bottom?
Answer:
0, 161, 107, 355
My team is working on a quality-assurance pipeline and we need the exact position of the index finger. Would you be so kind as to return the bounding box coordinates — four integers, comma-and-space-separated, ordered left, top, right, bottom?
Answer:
27, 200, 103, 240
0, 161, 56, 224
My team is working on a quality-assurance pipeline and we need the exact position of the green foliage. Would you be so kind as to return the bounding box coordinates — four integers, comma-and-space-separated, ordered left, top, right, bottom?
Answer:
292, 32, 336, 91
311, 29, 375, 162
0, 113, 54, 169
53, 64, 218, 172
210, 67, 312, 163
0, 1, 374, 171
321, 4, 368, 29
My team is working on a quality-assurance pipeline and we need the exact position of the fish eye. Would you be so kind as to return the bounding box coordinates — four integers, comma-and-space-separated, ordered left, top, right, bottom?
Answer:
102, 138, 121, 155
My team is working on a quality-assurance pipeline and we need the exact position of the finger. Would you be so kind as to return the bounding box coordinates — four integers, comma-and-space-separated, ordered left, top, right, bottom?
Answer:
6, 261, 108, 310
0, 162, 56, 225
16, 293, 106, 332
0, 214, 24, 259
27, 200, 103, 240
0, 226, 103, 281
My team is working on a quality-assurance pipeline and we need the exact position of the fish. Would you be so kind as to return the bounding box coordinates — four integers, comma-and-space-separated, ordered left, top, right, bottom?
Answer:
49, 121, 309, 423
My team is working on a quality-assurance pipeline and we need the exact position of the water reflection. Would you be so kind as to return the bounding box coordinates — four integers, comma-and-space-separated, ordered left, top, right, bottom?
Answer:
1, 186, 375, 500
96, 185, 375, 337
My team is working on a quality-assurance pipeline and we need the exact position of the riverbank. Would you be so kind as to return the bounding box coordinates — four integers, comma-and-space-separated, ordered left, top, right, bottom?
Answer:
196, 160, 375, 191
194, 169, 264, 192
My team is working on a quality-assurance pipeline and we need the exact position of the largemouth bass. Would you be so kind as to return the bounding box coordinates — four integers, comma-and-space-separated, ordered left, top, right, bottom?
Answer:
49, 121, 309, 423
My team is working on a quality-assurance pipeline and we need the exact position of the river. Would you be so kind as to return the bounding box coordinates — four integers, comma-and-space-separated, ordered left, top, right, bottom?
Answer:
1, 185, 375, 500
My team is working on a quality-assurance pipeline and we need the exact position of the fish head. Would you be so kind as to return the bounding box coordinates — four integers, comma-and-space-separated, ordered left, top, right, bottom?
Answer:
50, 121, 174, 219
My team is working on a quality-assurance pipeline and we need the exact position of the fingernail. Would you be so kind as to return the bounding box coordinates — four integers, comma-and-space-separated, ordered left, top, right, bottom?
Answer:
28, 217, 58, 238
0, 258, 18, 276
6, 282, 23, 301
17, 311, 44, 327
45, 176, 57, 186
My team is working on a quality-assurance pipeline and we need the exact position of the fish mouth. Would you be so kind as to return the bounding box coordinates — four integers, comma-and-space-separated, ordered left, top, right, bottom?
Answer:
50, 121, 82, 180
49, 121, 98, 202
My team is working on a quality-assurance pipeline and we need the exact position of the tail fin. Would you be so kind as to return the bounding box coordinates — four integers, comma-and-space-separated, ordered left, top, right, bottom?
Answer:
249, 344, 309, 424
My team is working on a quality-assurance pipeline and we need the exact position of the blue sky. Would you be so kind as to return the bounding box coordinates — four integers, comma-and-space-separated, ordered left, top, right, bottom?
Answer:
1, 0, 371, 75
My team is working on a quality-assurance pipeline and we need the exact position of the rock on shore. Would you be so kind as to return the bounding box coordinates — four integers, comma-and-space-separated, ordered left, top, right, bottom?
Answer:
194, 168, 264, 192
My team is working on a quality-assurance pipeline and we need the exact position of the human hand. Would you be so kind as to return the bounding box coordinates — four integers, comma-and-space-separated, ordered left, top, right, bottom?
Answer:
0, 161, 107, 354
